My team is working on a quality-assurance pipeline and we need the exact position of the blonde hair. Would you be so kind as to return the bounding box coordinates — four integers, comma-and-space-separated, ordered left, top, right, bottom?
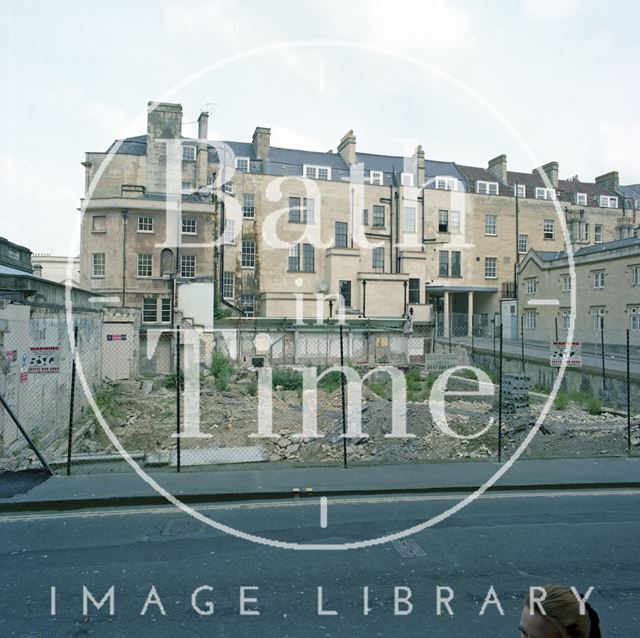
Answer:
524, 585, 596, 638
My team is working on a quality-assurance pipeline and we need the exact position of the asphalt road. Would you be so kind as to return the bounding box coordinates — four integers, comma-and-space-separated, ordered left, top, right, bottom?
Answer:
0, 490, 638, 637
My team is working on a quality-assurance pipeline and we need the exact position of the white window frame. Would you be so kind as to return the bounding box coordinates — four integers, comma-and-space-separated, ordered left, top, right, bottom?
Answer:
241, 239, 256, 268
591, 307, 605, 331
543, 219, 555, 240
484, 256, 498, 279
525, 309, 536, 330
631, 265, 640, 286
476, 180, 499, 195
222, 182, 234, 195
561, 309, 571, 330
223, 219, 236, 245
435, 176, 458, 191
137, 253, 153, 278
514, 184, 526, 198
536, 187, 556, 200
404, 206, 416, 233
594, 224, 603, 243
137, 216, 153, 233
593, 270, 605, 289
631, 306, 640, 331
182, 218, 197, 235
222, 272, 234, 299
599, 195, 618, 208
450, 210, 461, 233
400, 172, 414, 187
180, 255, 196, 279
160, 298, 172, 324
575, 192, 587, 206
91, 252, 105, 278
484, 214, 497, 236
242, 193, 256, 218
561, 274, 571, 292
235, 157, 250, 173
525, 278, 537, 295
518, 233, 528, 254
369, 170, 383, 186
304, 164, 331, 181
181, 181, 193, 192
182, 145, 196, 162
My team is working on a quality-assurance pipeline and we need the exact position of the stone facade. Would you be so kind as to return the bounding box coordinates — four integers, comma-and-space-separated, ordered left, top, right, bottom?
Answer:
78, 100, 640, 333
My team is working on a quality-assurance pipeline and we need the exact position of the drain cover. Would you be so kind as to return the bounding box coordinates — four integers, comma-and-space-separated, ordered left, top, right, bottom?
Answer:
392, 539, 426, 558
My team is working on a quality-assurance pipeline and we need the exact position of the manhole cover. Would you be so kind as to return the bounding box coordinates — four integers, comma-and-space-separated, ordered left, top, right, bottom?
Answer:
392, 539, 426, 558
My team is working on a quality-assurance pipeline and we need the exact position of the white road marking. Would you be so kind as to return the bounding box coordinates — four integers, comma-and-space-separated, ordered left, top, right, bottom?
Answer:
0, 489, 638, 524
320, 497, 328, 529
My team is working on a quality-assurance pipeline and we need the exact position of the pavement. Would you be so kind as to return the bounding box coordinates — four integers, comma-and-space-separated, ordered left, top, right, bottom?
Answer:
1, 456, 639, 512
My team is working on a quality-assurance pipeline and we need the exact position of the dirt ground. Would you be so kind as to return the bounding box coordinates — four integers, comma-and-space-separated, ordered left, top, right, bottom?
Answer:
66, 368, 639, 469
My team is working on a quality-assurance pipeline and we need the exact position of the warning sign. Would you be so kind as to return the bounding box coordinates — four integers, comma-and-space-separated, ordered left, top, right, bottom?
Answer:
19, 371, 28, 383
550, 341, 582, 367
29, 346, 60, 372
107, 334, 127, 341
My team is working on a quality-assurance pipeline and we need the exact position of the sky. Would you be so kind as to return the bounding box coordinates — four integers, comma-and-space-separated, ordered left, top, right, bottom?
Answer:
1, 0, 638, 255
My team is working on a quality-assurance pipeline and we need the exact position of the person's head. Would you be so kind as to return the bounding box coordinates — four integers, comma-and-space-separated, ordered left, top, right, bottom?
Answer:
519, 585, 600, 638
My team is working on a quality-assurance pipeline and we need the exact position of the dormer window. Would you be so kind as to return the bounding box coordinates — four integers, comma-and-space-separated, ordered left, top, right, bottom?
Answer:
370, 170, 383, 185
599, 195, 618, 208
535, 187, 556, 200
514, 184, 526, 198
400, 172, 414, 187
575, 192, 587, 206
304, 165, 331, 180
435, 176, 458, 191
182, 145, 196, 162
476, 180, 499, 195
222, 182, 234, 195
235, 157, 250, 173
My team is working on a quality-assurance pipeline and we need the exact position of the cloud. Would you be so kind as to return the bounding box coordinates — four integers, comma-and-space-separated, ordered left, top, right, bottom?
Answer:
523, 0, 580, 19
597, 121, 640, 182
269, 125, 327, 151
0, 154, 80, 255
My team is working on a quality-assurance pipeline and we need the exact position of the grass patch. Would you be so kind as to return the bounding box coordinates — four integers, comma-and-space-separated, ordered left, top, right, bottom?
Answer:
162, 371, 184, 390
211, 352, 233, 392
272, 368, 303, 391
554, 392, 569, 410
367, 382, 390, 400
585, 397, 603, 415
94, 384, 125, 419
247, 378, 257, 396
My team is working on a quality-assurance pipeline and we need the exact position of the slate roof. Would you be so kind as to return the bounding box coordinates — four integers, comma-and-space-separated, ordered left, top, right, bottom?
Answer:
103, 134, 626, 207
534, 236, 640, 262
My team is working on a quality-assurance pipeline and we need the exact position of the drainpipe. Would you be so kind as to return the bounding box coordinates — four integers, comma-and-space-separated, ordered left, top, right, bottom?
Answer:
403, 280, 408, 315
361, 279, 367, 317
419, 189, 425, 251
217, 197, 244, 316
121, 208, 128, 307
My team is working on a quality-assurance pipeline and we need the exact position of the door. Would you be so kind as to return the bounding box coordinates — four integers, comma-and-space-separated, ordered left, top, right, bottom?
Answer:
101, 323, 134, 380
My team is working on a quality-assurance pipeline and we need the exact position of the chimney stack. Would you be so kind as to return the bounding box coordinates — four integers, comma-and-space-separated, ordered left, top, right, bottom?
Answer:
595, 171, 619, 193
413, 145, 425, 187
488, 154, 508, 184
536, 161, 559, 188
337, 129, 357, 165
196, 111, 209, 188
145, 101, 183, 193
252, 126, 271, 161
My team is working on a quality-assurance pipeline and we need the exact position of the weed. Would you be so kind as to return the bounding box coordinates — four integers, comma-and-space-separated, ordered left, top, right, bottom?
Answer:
272, 368, 303, 391
554, 392, 569, 410
586, 397, 603, 415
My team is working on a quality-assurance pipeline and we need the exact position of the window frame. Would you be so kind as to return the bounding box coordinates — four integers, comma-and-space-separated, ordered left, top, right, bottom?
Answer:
484, 214, 497, 236
304, 164, 331, 181
484, 256, 498, 279
575, 192, 587, 206
137, 253, 153, 278
182, 218, 197, 235
242, 193, 256, 218
594, 224, 603, 243
372, 205, 385, 228
160, 298, 172, 324
235, 157, 250, 173
372, 246, 385, 272
408, 278, 420, 304
369, 170, 383, 186
137, 216, 153, 233
476, 180, 499, 195
335, 221, 348, 248
435, 176, 458, 191
92, 215, 107, 233
599, 195, 618, 208
91, 252, 105, 278
438, 209, 449, 233
439, 250, 449, 277
561, 274, 572, 292
404, 206, 416, 233
518, 233, 529, 255
222, 272, 234, 299
180, 254, 196, 279
543, 219, 555, 240
223, 219, 236, 244
535, 187, 556, 200
514, 184, 526, 198
400, 172, 414, 187
525, 309, 536, 330
182, 145, 196, 162
142, 298, 158, 323
593, 270, 605, 289
241, 239, 256, 268
302, 243, 315, 272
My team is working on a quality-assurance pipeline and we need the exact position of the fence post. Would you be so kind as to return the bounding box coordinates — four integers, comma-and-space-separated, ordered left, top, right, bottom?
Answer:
66, 324, 79, 476
498, 324, 504, 463
176, 325, 181, 473
339, 325, 348, 469
600, 317, 606, 391
520, 314, 525, 373
0, 393, 53, 475
492, 319, 496, 370
554, 316, 558, 341
471, 315, 475, 363
627, 328, 631, 456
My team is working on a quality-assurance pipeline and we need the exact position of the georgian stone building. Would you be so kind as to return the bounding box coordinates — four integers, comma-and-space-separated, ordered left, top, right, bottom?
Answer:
79, 101, 639, 334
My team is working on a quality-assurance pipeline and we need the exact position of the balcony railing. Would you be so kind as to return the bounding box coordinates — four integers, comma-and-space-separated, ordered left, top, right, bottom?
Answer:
502, 281, 516, 298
